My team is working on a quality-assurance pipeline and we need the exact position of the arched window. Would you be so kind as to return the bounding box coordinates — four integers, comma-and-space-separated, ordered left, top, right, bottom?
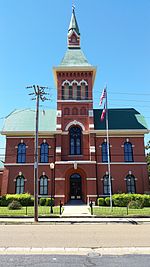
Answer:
64, 108, 70, 115
70, 126, 82, 155
80, 107, 86, 115
17, 143, 26, 163
126, 174, 136, 193
40, 142, 49, 163
16, 175, 25, 194
101, 142, 110, 162
103, 174, 112, 195
39, 175, 48, 195
72, 82, 78, 100
124, 142, 133, 162
62, 81, 70, 100
81, 82, 86, 99
64, 82, 69, 100
72, 107, 78, 115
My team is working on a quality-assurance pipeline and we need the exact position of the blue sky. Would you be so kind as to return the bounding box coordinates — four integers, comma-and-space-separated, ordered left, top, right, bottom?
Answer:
0, 0, 150, 158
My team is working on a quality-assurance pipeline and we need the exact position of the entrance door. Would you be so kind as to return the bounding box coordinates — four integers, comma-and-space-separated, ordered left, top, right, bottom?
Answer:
70, 173, 82, 200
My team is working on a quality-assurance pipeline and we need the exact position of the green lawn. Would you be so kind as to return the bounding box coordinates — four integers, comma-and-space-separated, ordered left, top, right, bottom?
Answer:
92, 206, 150, 217
0, 206, 61, 217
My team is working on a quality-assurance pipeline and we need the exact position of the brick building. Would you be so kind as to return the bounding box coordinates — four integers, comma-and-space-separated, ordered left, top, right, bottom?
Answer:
1, 8, 149, 204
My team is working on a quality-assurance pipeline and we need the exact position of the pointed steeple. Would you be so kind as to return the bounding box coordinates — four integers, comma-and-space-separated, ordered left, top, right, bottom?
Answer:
68, 6, 80, 36
68, 6, 80, 48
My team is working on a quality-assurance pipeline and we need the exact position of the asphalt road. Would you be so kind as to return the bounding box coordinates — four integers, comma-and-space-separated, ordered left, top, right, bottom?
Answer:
0, 254, 150, 267
0, 224, 150, 248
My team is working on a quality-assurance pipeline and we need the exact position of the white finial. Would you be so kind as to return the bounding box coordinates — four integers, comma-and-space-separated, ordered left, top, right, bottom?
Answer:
72, 0, 75, 11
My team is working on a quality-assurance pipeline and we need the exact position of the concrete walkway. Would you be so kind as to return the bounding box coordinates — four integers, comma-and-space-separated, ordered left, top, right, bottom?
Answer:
62, 204, 91, 217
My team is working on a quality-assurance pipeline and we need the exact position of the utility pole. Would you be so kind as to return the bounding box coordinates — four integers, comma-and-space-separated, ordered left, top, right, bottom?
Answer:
26, 85, 48, 222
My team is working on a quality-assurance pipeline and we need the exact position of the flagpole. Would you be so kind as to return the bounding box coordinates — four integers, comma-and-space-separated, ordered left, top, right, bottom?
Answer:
105, 87, 113, 210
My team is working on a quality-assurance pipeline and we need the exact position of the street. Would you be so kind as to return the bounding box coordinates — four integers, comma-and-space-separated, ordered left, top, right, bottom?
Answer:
0, 224, 150, 248
0, 254, 150, 267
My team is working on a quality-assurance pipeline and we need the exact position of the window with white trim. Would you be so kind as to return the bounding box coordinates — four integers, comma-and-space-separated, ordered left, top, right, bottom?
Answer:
17, 143, 26, 163
39, 175, 48, 195
16, 175, 25, 194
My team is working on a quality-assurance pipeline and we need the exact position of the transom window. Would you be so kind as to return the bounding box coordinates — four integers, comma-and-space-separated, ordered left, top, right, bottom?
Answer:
17, 143, 26, 163
39, 175, 48, 195
126, 174, 136, 193
40, 142, 49, 163
124, 142, 134, 162
70, 126, 82, 155
16, 175, 25, 194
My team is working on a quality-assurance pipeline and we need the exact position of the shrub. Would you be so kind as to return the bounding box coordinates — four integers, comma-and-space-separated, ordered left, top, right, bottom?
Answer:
39, 198, 46, 206
45, 198, 54, 206
105, 197, 110, 206
97, 198, 105, 206
28, 197, 34, 206
112, 194, 131, 207
1, 194, 32, 207
128, 200, 143, 209
143, 194, 150, 207
1, 195, 10, 206
8, 200, 22, 210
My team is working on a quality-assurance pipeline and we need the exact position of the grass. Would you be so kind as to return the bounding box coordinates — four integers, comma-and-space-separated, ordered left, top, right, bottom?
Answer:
92, 206, 150, 217
0, 206, 62, 217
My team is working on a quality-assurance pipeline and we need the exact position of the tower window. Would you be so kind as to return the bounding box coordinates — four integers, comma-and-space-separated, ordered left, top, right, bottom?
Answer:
64, 108, 70, 115
72, 107, 78, 115
72, 83, 78, 100
80, 107, 86, 115
70, 126, 82, 155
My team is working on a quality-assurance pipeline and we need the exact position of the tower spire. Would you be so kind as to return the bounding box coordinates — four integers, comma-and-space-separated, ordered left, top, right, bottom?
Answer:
68, 5, 80, 48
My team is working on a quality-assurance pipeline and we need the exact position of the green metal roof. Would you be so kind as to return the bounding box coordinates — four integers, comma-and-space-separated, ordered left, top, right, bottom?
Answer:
59, 48, 91, 67
68, 8, 80, 35
94, 108, 148, 130
2, 109, 57, 133
1, 108, 148, 134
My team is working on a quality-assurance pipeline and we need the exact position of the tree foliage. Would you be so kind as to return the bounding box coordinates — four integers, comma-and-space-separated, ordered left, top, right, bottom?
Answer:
146, 141, 150, 177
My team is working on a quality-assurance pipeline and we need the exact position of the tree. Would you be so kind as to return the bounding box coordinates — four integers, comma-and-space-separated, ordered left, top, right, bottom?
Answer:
146, 141, 150, 177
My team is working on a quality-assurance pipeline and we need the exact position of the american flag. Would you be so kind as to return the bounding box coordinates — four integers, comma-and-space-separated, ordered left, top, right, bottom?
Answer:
100, 104, 106, 121
99, 87, 106, 106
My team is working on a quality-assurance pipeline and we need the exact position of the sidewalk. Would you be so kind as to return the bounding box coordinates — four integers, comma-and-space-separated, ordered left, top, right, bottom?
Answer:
61, 204, 91, 217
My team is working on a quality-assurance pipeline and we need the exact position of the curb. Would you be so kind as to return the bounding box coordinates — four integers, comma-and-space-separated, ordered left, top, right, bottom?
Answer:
0, 217, 150, 224
0, 246, 150, 255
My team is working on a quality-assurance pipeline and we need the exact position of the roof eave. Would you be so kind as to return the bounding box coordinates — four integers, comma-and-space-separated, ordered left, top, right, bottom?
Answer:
92, 129, 149, 135
1, 131, 58, 136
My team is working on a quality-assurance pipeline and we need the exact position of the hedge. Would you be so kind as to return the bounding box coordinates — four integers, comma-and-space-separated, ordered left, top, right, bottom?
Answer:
39, 197, 54, 206
0, 194, 34, 207
97, 194, 150, 207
